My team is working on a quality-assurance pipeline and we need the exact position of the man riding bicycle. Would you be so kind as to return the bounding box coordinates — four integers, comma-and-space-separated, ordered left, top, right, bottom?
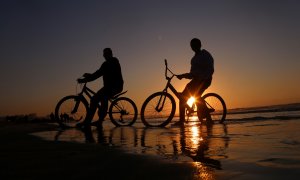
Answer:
175, 38, 214, 126
76, 48, 123, 128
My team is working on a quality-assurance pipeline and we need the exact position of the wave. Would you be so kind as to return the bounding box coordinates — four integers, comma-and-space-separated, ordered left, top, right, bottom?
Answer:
228, 103, 300, 115
226, 115, 300, 122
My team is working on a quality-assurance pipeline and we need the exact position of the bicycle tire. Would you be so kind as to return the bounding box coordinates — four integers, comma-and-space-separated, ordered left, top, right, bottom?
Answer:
109, 97, 138, 126
141, 92, 176, 127
200, 93, 227, 123
55, 95, 89, 128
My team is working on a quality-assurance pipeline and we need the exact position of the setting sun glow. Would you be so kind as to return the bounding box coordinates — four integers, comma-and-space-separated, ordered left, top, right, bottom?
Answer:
187, 97, 196, 107
1, 1, 300, 117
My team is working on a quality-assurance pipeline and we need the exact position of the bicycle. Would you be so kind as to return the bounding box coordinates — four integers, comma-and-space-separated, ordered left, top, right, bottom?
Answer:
140, 59, 227, 127
55, 81, 138, 128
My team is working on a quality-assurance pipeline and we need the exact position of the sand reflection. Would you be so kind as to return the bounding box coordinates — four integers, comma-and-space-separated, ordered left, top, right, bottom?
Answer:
33, 121, 229, 177
31, 118, 300, 179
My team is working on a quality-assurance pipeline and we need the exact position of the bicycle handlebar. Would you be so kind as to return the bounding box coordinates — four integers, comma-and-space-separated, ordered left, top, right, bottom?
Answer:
164, 59, 177, 80
77, 77, 88, 88
164, 59, 168, 78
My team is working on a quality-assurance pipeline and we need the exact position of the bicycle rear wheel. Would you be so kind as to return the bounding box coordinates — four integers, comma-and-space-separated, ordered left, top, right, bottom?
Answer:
141, 92, 176, 127
55, 95, 89, 128
109, 97, 138, 126
200, 93, 227, 123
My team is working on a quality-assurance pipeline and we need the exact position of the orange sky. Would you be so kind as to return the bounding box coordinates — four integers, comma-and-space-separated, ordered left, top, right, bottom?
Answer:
1, 0, 300, 116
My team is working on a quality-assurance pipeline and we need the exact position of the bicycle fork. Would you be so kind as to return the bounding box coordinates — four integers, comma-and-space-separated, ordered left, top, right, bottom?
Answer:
155, 94, 167, 112
71, 96, 81, 114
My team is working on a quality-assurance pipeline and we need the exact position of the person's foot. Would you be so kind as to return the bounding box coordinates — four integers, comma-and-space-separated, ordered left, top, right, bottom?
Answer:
172, 121, 184, 127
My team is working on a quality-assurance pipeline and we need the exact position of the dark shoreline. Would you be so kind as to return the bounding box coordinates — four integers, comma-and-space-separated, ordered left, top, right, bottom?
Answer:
2, 118, 300, 180
0, 122, 198, 180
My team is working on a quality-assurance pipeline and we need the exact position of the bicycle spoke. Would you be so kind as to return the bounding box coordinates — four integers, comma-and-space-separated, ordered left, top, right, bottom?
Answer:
109, 97, 137, 126
141, 92, 176, 127
55, 96, 88, 127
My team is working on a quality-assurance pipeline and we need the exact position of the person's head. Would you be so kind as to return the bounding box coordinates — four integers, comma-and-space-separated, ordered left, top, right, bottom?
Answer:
103, 48, 113, 60
190, 38, 202, 52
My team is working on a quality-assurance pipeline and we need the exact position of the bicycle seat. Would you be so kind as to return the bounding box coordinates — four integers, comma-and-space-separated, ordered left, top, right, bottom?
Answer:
111, 91, 127, 99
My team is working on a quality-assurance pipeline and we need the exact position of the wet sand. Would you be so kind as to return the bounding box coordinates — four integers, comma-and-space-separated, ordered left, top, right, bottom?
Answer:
1, 118, 300, 179
0, 121, 198, 180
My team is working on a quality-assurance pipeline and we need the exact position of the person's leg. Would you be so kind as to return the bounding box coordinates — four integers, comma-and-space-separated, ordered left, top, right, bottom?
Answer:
176, 81, 194, 125
94, 86, 122, 127
197, 78, 212, 123
96, 86, 122, 127
179, 89, 189, 122
97, 95, 109, 122
81, 88, 104, 127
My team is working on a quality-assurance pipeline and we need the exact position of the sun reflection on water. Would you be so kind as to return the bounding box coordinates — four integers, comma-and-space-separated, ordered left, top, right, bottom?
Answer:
33, 121, 228, 179
190, 126, 202, 147
192, 162, 215, 180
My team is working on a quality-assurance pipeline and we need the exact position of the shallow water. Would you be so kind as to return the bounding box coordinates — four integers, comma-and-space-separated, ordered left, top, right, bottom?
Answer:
32, 116, 300, 178
33, 119, 229, 163
31, 104, 300, 178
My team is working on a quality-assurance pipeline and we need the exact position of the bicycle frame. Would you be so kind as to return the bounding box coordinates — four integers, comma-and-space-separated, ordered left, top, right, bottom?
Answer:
155, 60, 181, 112
164, 60, 181, 95
70, 83, 94, 114
55, 79, 138, 128
78, 83, 95, 99
140, 60, 226, 126
160, 60, 208, 113
77, 83, 126, 102
74, 83, 126, 114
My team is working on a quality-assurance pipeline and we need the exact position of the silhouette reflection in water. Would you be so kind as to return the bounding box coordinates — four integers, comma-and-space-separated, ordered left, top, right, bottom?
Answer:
177, 123, 222, 170
54, 121, 229, 175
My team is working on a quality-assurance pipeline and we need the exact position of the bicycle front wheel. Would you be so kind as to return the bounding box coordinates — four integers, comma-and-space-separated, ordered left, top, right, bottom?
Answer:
201, 93, 227, 123
141, 92, 176, 127
109, 97, 138, 126
55, 95, 89, 128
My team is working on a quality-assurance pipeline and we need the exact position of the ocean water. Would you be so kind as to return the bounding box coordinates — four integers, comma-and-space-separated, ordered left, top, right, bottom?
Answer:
32, 103, 300, 177
225, 103, 300, 121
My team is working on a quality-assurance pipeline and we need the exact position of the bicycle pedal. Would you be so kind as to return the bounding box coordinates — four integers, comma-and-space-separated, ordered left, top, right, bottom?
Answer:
208, 109, 215, 113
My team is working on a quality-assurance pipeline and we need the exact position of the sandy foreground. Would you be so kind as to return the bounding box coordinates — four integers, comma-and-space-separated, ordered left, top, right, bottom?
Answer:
0, 121, 199, 180
1, 119, 300, 180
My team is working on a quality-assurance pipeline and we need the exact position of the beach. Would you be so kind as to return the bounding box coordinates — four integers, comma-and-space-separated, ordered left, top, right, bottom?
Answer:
0, 121, 198, 180
1, 113, 300, 180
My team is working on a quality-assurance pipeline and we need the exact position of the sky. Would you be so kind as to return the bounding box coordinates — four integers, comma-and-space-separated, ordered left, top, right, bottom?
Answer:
1, 0, 300, 116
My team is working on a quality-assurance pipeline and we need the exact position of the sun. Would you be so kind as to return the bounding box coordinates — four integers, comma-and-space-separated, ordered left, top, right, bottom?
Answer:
187, 96, 196, 107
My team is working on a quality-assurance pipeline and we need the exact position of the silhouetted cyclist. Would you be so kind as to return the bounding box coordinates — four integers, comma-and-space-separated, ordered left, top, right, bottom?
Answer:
76, 48, 123, 128
174, 38, 214, 126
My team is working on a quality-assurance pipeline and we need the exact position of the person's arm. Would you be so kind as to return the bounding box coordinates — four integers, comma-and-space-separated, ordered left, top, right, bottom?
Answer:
78, 63, 105, 83
177, 73, 193, 80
